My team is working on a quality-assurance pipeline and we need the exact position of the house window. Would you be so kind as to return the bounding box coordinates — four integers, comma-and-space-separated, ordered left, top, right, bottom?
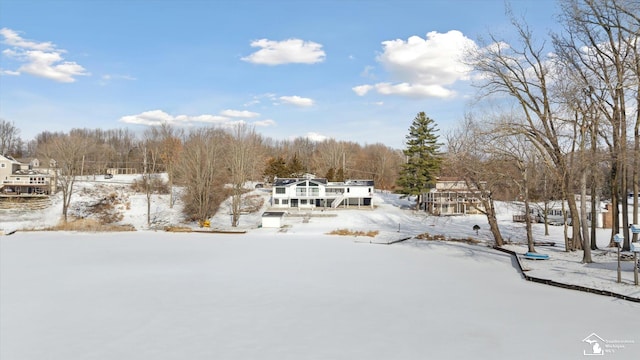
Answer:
0, 164, 5, 168
274, 199, 279, 205
301, 199, 307, 205
275, 187, 285, 194
309, 188, 319, 196
296, 188, 307, 196
282, 199, 289, 205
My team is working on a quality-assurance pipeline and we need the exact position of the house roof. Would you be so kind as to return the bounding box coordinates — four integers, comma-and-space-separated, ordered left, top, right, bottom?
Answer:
0, 154, 21, 164
341, 180, 374, 186
274, 178, 374, 187
436, 177, 463, 182
262, 211, 286, 218
274, 178, 328, 186
13, 169, 50, 176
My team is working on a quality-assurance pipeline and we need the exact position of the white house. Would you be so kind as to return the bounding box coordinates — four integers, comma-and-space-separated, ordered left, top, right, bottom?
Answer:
271, 177, 374, 209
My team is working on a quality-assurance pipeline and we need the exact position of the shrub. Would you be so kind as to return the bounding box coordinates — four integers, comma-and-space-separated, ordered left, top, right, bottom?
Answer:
415, 232, 480, 244
131, 176, 170, 194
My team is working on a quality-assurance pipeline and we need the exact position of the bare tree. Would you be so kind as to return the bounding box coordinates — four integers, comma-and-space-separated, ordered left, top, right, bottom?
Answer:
38, 132, 91, 223
227, 124, 264, 227
313, 139, 346, 177
554, 0, 640, 250
146, 123, 182, 208
445, 116, 509, 246
0, 119, 21, 156
486, 115, 539, 253
357, 143, 404, 190
141, 131, 162, 228
177, 128, 229, 224
470, 12, 584, 250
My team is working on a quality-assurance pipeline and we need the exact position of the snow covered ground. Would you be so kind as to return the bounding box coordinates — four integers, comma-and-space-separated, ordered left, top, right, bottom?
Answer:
1, 175, 639, 359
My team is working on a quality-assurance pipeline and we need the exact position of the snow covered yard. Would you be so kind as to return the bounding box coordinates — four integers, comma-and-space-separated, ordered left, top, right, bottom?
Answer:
504, 243, 640, 299
1, 176, 640, 359
2, 230, 639, 360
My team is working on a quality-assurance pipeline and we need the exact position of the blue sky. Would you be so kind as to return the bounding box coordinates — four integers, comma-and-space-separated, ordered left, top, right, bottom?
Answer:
0, 0, 560, 149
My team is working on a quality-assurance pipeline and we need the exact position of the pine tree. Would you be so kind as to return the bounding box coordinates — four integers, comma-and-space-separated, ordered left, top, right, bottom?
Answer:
396, 112, 442, 208
287, 154, 305, 177
325, 167, 335, 181
264, 156, 288, 182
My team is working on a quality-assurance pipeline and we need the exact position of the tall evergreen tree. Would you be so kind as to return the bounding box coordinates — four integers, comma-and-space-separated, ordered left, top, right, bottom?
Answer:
396, 112, 442, 208
287, 154, 305, 177
325, 167, 335, 181
264, 156, 288, 182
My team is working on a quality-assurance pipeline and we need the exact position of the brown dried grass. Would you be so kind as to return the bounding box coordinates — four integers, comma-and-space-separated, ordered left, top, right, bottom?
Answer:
47, 218, 136, 232
327, 229, 379, 237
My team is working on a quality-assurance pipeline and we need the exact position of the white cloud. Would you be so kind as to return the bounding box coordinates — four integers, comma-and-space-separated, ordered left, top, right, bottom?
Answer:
360, 65, 376, 79
305, 132, 328, 142
221, 109, 260, 118
0, 28, 89, 83
242, 38, 325, 65
244, 93, 277, 107
253, 119, 277, 127
279, 95, 314, 107
372, 82, 454, 98
120, 109, 267, 128
99, 74, 136, 86
188, 114, 232, 124
0, 68, 20, 76
120, 110, 230, 126
353, 30, 476, 99
0, 28, 54, 51
120, 110, 178, 126
352, 84, 373, 96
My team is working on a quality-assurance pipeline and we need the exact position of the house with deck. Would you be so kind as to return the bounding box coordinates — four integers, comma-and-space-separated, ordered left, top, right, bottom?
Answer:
1, 154, 54, 196
423, 177, 486, 216
271, 176, 374, 209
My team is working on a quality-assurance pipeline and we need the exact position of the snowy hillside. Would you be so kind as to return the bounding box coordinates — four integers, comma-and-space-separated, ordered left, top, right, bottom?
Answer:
1, 173, 640, 300
1, 174, 639, 359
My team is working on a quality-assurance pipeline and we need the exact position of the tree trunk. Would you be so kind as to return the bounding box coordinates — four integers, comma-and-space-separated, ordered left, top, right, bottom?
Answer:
483, 197, 504, 247
610, 163, 619, 247
580, 170, 592, 263
523, 167, 535, 253
544, 201, 550, 237
567, 195, 582, 251
231, 187, 242, 227
590, 123, 598, 250
147, 190, 151, 227
524, 197, 535, 253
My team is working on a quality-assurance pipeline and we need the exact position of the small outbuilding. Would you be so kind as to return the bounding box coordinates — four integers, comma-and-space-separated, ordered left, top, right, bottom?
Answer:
261, 211, 285, 228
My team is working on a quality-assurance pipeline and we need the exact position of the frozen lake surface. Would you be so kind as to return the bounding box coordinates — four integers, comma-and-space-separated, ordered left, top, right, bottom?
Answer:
2, 231, 638, 359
